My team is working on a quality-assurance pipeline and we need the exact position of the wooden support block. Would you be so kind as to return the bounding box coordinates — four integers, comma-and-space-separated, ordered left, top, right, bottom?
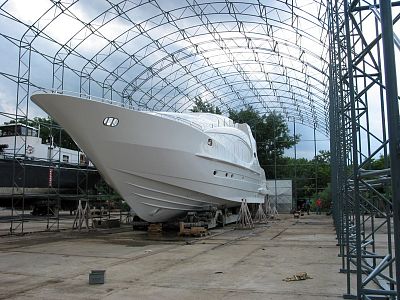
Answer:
179, 222, 207, 236
148, 223, 162, 233
190, 226, 207, 236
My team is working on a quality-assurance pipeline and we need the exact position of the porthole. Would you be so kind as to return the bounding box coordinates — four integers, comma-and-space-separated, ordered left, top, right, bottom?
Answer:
254, 152, 256, 158
103, 117, 119, 127
207, 138, 213, 146
225, 173, 228, 177
213, 171, 217, 175
231, 174, 234, 178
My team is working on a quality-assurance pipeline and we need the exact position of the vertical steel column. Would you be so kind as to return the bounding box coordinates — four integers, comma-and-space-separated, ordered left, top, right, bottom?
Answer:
330, 3, 352, 294
379, 1, 400, 297
273, 116, 278, 208
343, 0, 362, 297
11, 38, 32, 235
313, 124, 318, 198
327, 0, 343, 265
329, 0, 400, 297
293, 119, 297, 210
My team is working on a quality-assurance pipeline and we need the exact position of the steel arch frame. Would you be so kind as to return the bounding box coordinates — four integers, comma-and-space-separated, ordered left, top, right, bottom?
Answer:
1, 1, 399, 298
0, 0, 330, 235
43, 0, 328, 128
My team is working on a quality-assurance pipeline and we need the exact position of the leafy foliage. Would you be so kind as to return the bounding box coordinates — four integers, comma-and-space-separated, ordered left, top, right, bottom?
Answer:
226, 106, 334, 207
367, 155, 387, 170
190, 96, 221, 114
272, 152, 331, 203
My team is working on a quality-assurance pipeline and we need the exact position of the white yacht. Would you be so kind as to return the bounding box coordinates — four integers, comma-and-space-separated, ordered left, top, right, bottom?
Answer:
31, 91, 268, 222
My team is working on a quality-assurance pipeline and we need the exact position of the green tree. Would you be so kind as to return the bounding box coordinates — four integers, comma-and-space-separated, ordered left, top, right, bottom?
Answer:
265, 151, 331, 206
314, 150, 330, 164
368, 155, 387, 170
190, 96, 221, 114
228, 106, 300, 178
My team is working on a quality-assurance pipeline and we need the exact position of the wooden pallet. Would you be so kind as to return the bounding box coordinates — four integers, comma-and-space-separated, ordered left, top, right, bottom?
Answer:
148, 223, 163, 233
178, 222, 207, 237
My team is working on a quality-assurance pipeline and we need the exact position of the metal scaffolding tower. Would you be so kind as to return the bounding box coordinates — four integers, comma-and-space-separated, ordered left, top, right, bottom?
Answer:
329, 0, 400, 298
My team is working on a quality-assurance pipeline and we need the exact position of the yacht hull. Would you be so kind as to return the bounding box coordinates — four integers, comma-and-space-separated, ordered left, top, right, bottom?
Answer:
31, 93, 267, 222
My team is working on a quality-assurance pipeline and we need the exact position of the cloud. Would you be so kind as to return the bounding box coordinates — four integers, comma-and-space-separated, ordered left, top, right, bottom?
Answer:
0, 0, 398, 160
0, 81, 17, 124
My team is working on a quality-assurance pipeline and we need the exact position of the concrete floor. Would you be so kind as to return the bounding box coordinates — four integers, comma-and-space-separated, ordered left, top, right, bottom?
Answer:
0, 209, 130, 236
0, 214, 346, 299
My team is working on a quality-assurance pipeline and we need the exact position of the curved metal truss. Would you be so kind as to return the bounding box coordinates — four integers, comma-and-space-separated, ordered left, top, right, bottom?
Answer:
0, 0, 329, 133
0, 0, 330, 237
0, 0, 331, 240
1, 0, 400, 298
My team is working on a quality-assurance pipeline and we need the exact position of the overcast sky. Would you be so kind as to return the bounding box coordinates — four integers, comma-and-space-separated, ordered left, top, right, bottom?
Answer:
0, 0, 398, 159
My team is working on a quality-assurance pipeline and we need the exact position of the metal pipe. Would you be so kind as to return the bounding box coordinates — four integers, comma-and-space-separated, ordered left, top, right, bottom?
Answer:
370, 6, 400, 51
362, 254, 392, 287
359, 168, 390, 177
379, 1, 400, 298
344, 0, 362, 297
